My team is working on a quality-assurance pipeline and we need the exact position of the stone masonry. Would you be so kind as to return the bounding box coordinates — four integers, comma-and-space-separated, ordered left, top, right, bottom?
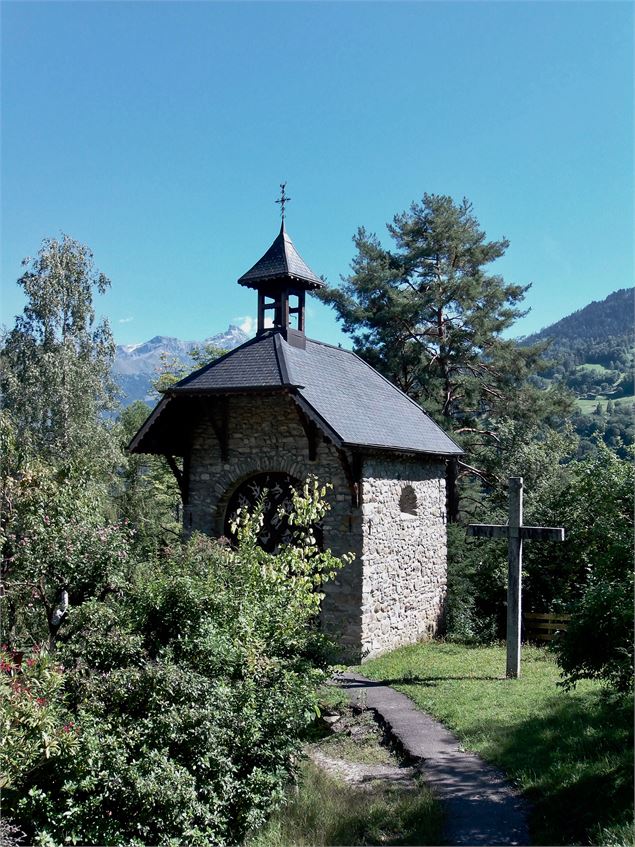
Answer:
185, 392, 447, 661
360, 456, 447, 659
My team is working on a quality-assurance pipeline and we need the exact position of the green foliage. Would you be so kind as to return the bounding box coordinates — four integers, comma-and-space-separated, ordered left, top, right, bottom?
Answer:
547, 445, 634, 692
446, 421, 579, 642
0, 647, 79, 792
571, 399, 634, 460
524, 444, 633, 611
446, 522, 505, 643
114, 400, 181, 554
1, 459, 134, 649
448, 444, 634, 693
318, 193, 571, 518
4, 479, 349, 847
557, 577, 634, 693
0, 235, 117, 474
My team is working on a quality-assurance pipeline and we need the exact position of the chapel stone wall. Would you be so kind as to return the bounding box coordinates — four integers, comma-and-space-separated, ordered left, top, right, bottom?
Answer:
360, 455, 447, 659
184, 393, 364, 658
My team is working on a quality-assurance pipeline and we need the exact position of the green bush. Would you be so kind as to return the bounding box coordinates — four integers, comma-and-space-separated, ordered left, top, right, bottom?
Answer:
3, 478, 350, 846
556, 575, 634, 693
1, 460, 134, 649
549, 446, 634, 692
0, 647, 79, 794
445, 522, 505, 643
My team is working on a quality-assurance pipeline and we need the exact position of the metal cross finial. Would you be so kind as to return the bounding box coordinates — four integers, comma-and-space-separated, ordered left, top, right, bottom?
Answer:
275, 182, 291, 222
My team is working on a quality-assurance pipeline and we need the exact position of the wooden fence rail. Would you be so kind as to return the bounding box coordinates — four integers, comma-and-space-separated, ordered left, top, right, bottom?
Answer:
524, 612, 572, 643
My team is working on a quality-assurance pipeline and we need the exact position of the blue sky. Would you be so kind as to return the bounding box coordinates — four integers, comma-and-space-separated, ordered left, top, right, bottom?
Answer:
2, 1, 632, 348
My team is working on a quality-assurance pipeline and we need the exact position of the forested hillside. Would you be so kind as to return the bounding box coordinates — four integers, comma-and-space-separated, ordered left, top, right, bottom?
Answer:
524, 287, 633, 346
523, 288, 633, 397
522, 288, 634, 457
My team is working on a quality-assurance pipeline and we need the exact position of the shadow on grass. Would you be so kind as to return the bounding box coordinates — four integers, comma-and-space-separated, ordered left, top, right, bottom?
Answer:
445, 692, 632, 846
339, 673, 633, 845
338, 674, 504, 688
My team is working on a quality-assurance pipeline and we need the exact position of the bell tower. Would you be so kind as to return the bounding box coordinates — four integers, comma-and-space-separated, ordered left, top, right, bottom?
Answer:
237, 185, 324, 348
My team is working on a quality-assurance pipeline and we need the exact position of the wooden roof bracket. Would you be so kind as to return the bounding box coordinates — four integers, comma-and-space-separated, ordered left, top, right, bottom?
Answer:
294, 403, 319, 461
338, 448, 363, 508
165, 453, 190, 505
288, 391, 343, 449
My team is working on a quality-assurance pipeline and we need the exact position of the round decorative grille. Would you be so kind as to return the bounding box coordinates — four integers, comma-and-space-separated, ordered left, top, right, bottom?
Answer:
224, 472, 299, 553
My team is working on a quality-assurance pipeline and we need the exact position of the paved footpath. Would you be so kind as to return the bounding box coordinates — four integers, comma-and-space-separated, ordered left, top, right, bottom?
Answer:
336, 672, 531, 846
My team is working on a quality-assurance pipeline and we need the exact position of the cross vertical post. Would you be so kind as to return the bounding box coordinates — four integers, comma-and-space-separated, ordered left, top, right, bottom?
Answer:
467, 477, 565, 679
506, 477, 523, 679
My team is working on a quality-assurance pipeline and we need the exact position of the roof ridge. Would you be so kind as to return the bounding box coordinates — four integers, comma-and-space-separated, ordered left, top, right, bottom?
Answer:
304, 336, 354, 352
273, 333, 292, 384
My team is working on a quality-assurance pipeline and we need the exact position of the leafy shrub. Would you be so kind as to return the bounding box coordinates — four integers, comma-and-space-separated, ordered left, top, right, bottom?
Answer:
0, 645, 79, 841
4, 478, 350, 846
445, 522, 505, 643
549, 446, 634, 692
556, 575, 634, 693
1, 462, 134, 649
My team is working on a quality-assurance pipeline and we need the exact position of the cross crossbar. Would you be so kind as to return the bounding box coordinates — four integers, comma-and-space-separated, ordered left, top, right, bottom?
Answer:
468, 524, 565, 541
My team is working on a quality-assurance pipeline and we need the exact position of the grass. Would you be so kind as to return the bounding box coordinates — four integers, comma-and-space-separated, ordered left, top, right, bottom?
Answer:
576, 394, 635, 414
251, 686, 444, 846
576, 363, 612, 375
248, 760, 443, 847
355, 642, 634, 846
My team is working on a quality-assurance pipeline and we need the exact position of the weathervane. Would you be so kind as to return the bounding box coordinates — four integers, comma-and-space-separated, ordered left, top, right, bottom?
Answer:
275, 182, 291, 222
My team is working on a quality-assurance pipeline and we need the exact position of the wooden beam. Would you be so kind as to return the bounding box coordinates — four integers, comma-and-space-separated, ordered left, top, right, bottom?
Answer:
338, 449, 362, 507
506, 477, 523, 679
467, 524, 509, 539
519, 526, 565, 541
294, 404, 319, 461
165, 454, 187, 504
467, 524, 565, 541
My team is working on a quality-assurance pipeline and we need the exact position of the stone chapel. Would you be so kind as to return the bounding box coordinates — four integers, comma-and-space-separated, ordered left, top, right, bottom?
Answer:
130, 216, 463, 661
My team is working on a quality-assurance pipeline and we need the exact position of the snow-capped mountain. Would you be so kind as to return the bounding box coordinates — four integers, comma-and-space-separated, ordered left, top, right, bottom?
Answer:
114, 325, 249, 406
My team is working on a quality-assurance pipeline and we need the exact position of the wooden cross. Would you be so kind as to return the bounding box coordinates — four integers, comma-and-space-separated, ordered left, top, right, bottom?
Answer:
275, 182, 291, 222
467, 477, 565, 679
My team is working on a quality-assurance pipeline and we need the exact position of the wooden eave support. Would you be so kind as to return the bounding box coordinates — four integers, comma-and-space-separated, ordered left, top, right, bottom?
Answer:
338, 449, 363, 508
165, 454, 189, 504
294, 404, 319, 461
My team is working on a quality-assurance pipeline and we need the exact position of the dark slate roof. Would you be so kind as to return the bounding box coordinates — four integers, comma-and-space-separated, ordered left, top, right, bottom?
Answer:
284, 339, 462, 455
173, 334, 291, 391
133, 332, 462, 457
238, 223, 324, 289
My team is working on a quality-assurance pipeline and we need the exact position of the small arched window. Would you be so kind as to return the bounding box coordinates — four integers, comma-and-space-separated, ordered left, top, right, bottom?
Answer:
399, 485, 418, 516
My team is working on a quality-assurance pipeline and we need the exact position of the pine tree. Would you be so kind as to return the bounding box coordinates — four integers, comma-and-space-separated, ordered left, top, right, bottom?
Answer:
318, 194, 570, 520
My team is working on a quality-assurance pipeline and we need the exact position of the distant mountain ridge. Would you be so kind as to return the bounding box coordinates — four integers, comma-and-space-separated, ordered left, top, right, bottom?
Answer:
114, 325, 249, 405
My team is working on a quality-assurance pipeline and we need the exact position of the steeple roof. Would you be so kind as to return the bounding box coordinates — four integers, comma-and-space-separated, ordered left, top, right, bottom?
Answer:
238, 223, 324, 290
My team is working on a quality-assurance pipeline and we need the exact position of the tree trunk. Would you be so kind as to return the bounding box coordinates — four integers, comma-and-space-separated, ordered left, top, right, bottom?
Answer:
446, 458, 460, 523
